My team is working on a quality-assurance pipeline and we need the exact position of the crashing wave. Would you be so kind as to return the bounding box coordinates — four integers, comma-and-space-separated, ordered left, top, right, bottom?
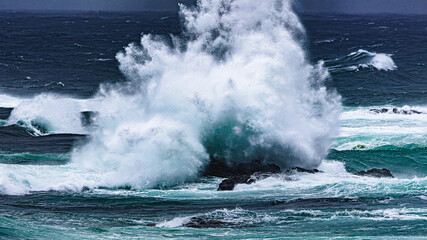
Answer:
0, 0, 341, 193
324, 49, 397, 73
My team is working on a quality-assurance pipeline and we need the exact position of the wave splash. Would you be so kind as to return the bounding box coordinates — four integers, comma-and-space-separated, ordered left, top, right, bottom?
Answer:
325, 49, 397, 73
0, 0, 341, 192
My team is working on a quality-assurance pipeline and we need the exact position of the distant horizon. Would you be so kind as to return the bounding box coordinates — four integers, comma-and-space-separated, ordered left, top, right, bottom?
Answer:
0, 0, 425, 15
0, 8, 425, 16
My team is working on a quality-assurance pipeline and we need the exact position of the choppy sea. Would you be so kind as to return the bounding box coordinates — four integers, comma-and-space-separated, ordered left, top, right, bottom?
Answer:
0, 4, 425, 239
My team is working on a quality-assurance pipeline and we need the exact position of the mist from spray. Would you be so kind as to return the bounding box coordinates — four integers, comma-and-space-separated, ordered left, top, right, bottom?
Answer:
71, 0, 341, 188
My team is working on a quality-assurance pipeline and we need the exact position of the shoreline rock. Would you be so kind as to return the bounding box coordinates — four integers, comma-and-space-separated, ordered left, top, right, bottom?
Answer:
217, 166, 322, 191
355, 168, 394, 178
185, 217, 226, 228
204, 157, 281, 178
369, 108, 422, 115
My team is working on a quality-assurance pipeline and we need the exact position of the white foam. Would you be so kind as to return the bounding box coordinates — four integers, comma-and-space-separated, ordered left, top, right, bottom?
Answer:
0, 94, 24, 108
369, 52, 397, 71
233, 160, 427, 198
6, 94, 97, 135
333, 106, 427, 150
327, 49, 397, 73
156, 216, 192, 228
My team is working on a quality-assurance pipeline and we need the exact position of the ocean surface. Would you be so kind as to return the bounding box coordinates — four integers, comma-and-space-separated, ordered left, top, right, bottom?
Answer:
0, 2, 426, 239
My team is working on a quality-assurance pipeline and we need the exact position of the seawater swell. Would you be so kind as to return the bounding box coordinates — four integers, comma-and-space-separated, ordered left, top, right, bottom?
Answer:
329, 106, 427, 177
324, 49, 397, 73
0, 0, 341, 193
333, 106, 427, 151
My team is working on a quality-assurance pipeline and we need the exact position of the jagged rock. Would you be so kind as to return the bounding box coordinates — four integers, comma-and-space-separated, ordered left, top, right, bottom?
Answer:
355, 168, 394, 178
204, 157, 280, 178
290, 167, 322, 174
217, 166, 322, 191
185, 217, 226, 228
410, 110, 422, 114
218, 174, 255, 191
369, 108, 422, 115
369, 108, 389, 114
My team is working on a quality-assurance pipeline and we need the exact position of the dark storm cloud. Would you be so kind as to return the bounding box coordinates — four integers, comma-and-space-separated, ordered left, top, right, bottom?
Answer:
0, 0, 425, 14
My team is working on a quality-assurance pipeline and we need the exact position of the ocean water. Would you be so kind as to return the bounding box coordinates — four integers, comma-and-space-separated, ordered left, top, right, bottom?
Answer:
0, 1, 426, 239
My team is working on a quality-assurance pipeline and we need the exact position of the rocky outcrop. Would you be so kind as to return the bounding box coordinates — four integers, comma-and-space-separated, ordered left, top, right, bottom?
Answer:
218, 174, 256, 191
217, 166, 322, 191
355, 168, 394, 178
204, 157, 280, 178
185, 217, 226, 228
370, 108, 422, 115
288, 167, 322, 174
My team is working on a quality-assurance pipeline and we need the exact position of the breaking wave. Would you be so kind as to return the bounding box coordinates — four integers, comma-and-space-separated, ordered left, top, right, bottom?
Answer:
324, 49, 397, 73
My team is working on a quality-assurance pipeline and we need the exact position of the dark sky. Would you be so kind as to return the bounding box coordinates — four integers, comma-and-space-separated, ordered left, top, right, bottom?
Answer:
0, 0, 425, 14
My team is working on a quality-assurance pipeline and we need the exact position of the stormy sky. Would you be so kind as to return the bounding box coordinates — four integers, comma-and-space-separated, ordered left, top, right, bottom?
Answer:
0, 0, 425, 14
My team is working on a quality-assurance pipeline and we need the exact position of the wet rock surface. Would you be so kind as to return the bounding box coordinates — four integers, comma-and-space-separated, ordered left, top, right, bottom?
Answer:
217, 165, 322, 191
369, 108, 422, 115
185, 217, 227, 228
288, 167, 322, 174
218, 174, 256, 191
355, 168, 394, 178
204, 157, 281, 178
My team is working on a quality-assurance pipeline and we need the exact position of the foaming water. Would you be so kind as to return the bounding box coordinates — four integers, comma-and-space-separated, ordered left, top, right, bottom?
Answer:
324, 49, 397, 73
333, 106, 427, 151
69, 0, 340, 189
6, 94, 89, 135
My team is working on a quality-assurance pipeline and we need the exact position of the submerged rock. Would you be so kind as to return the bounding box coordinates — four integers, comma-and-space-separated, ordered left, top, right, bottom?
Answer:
355, 168, 394, 178
185, 217, 226, 228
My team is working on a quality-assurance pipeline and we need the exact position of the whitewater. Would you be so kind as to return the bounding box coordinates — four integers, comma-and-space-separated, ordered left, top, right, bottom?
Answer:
0, 1, 425, 239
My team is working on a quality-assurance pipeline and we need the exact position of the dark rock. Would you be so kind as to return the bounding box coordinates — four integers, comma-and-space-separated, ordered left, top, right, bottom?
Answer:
216, 166, 322, 191
218, 174, 255, 191
369, 108, 389, 114
355, 168, 394, 178
369, 108, 422, 115
204, 157, 281, 178
290, 167, 322, 174
204, 157, 236, 178
185, 217, 226, 228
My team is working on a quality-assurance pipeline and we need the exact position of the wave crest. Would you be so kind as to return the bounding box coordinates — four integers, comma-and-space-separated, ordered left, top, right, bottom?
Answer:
325, 49, 397, 73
